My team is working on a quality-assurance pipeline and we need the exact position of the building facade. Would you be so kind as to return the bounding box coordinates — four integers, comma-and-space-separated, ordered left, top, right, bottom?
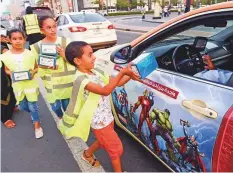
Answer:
76, 0, 117, 10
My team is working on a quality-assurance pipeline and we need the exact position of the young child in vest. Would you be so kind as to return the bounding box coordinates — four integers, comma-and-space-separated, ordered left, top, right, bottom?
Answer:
1, 29, 43, 139
30, 16, 75, 120
60, 41, 140, 172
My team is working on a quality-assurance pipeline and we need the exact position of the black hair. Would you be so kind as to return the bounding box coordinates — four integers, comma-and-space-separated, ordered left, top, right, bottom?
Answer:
7, 29, 25, 39
65, 41, 89, 66
39, 16, 55, 28
26, 6, 33, 14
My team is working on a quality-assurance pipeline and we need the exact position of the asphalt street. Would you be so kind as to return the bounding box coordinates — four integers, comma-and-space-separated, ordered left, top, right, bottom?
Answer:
1, 22, 169, 172
116, 30, 142, 44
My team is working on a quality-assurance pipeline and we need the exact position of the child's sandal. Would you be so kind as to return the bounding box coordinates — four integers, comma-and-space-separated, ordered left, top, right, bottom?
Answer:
4, 120, 16, 128
82, 150, 100, 167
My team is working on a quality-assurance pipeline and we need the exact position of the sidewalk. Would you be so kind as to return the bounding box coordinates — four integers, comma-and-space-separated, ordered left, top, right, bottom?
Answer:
1, 96, 80, 172
112, 13, 179, 33
1, 77, 105, 172
143, 12, 178, 23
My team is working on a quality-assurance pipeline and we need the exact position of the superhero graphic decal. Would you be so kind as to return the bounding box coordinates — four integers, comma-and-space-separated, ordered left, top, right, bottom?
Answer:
112, 70, 233, 172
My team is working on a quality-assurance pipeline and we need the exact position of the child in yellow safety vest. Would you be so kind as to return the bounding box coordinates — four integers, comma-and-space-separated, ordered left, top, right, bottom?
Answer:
30, 16, 76, 119
60, 41, 140, 172
1, 29, 43, 139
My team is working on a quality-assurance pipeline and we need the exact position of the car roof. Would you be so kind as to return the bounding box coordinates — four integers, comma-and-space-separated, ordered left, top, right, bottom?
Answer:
131, 2, 233, 47
61, 12, 98, 16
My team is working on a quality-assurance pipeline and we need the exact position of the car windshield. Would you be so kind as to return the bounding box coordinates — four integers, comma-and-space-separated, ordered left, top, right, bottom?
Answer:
69, 13, 106, 23
33, 9, 53, 18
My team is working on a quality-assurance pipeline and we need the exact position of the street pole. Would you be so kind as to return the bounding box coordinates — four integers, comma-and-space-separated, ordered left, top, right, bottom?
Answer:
106, 0, 108, 14
185, 0, 190, 12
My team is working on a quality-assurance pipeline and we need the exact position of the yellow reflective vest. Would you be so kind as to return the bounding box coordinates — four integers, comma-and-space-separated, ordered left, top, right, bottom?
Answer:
23, 14, 40, 35
59, 68, 109, 142
30, 37, 76, 103
0, 50, 39, 104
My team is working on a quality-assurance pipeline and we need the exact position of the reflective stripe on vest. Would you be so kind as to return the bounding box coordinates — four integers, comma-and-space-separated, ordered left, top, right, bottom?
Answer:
23, 14, 40, 35
33, 38, 75, 94
58, 69, 110, 141
65, 75, 87, 118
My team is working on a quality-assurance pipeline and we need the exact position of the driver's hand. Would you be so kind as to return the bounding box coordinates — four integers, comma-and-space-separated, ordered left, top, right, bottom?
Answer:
203, 55, 215, 70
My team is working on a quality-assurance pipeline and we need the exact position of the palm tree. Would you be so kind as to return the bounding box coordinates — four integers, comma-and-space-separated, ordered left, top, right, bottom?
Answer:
37, 0, 45, 6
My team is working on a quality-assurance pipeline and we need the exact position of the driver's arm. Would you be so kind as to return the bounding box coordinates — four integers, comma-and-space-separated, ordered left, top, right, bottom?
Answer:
203, 55, 215, 70
194, 55, 232, 84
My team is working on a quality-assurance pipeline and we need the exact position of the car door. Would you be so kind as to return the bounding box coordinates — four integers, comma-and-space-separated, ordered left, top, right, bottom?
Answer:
112, 58, 233, 172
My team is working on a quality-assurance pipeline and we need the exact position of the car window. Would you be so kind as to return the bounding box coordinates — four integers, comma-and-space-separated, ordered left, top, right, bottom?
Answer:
161, 20, 233, 42
33, 8, 54, 18
57, 16, 65, 26
64, 17, 69, 25
140, 18, 233, 88
69, 13, 106, 23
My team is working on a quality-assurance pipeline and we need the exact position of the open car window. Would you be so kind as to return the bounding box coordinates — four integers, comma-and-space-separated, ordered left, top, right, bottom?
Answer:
140, 18, 233, 88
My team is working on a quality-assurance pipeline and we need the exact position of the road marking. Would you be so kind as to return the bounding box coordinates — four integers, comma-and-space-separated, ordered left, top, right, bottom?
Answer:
36, 77, 105, 172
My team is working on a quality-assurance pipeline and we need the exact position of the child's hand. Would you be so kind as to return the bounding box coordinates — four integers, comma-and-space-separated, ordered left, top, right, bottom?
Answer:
48, 65, 59, 70
121, 64, 134, 75
121, 64, 141, 81
9, 72, 12, 79
30, 69, 35, 79
38, 65, 58, 70
56, 45, 65, 58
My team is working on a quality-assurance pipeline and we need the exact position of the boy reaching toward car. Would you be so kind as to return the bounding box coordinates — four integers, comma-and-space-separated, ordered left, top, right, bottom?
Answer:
194, 55, 233, 85
58, 41, 140, 172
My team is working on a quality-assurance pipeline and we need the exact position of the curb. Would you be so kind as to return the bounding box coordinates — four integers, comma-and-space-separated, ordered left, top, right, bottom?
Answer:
142, 19, 165, 24
116, 27, 147, 33
121, 16, 141, 20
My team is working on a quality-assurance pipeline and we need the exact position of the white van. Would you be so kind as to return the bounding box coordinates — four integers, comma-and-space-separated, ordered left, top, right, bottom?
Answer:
108, 9, 117, 13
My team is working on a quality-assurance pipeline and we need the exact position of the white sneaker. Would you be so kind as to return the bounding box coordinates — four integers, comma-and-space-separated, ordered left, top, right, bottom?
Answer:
35, 127, 43, 139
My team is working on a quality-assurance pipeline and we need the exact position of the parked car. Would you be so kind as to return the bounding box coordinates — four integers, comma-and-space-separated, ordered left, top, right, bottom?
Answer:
94, 2, 233, 172
31, 7, 55, 19
56, 12, 117, 50
20, 7, 55, 19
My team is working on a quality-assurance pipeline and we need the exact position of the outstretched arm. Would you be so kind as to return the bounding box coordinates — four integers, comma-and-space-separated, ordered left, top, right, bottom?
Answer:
86, 70, 125, 96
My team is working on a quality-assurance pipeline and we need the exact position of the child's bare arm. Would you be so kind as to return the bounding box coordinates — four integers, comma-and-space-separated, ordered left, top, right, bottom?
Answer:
4, 65, 12, 77
30, 62, 38, 78
118, 75, 131, 87
85, 70, 125, 96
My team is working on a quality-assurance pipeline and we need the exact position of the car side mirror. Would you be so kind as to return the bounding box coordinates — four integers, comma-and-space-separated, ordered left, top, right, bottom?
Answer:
110, 45, 132, 64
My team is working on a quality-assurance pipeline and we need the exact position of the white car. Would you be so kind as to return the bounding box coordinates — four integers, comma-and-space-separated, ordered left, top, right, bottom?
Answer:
56, 12, 117, 50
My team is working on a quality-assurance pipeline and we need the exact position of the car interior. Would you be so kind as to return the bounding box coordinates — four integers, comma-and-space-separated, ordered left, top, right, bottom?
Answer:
130, 12, 233, 87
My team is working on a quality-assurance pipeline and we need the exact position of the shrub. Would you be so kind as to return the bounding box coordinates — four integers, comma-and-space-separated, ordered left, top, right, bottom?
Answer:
108, 11, 155, 16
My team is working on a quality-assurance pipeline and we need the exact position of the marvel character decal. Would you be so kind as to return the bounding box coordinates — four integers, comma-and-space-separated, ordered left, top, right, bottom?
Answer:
112, 86, 230, 172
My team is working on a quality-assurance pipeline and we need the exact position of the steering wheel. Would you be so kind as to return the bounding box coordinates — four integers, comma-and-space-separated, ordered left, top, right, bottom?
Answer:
172, 44, 205, 75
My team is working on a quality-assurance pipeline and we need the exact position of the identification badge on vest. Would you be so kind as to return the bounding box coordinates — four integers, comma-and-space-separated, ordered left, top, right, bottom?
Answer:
38, 54, 57, 68
12, 71, 31, 82
40, 43, 58, 56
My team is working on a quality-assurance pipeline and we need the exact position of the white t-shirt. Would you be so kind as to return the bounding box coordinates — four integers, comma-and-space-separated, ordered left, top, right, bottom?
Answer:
12, 51, 25, 71
84, 73, 114, 130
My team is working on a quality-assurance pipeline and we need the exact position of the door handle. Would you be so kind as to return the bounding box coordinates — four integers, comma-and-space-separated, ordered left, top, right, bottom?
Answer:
182, 100, 218, 119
